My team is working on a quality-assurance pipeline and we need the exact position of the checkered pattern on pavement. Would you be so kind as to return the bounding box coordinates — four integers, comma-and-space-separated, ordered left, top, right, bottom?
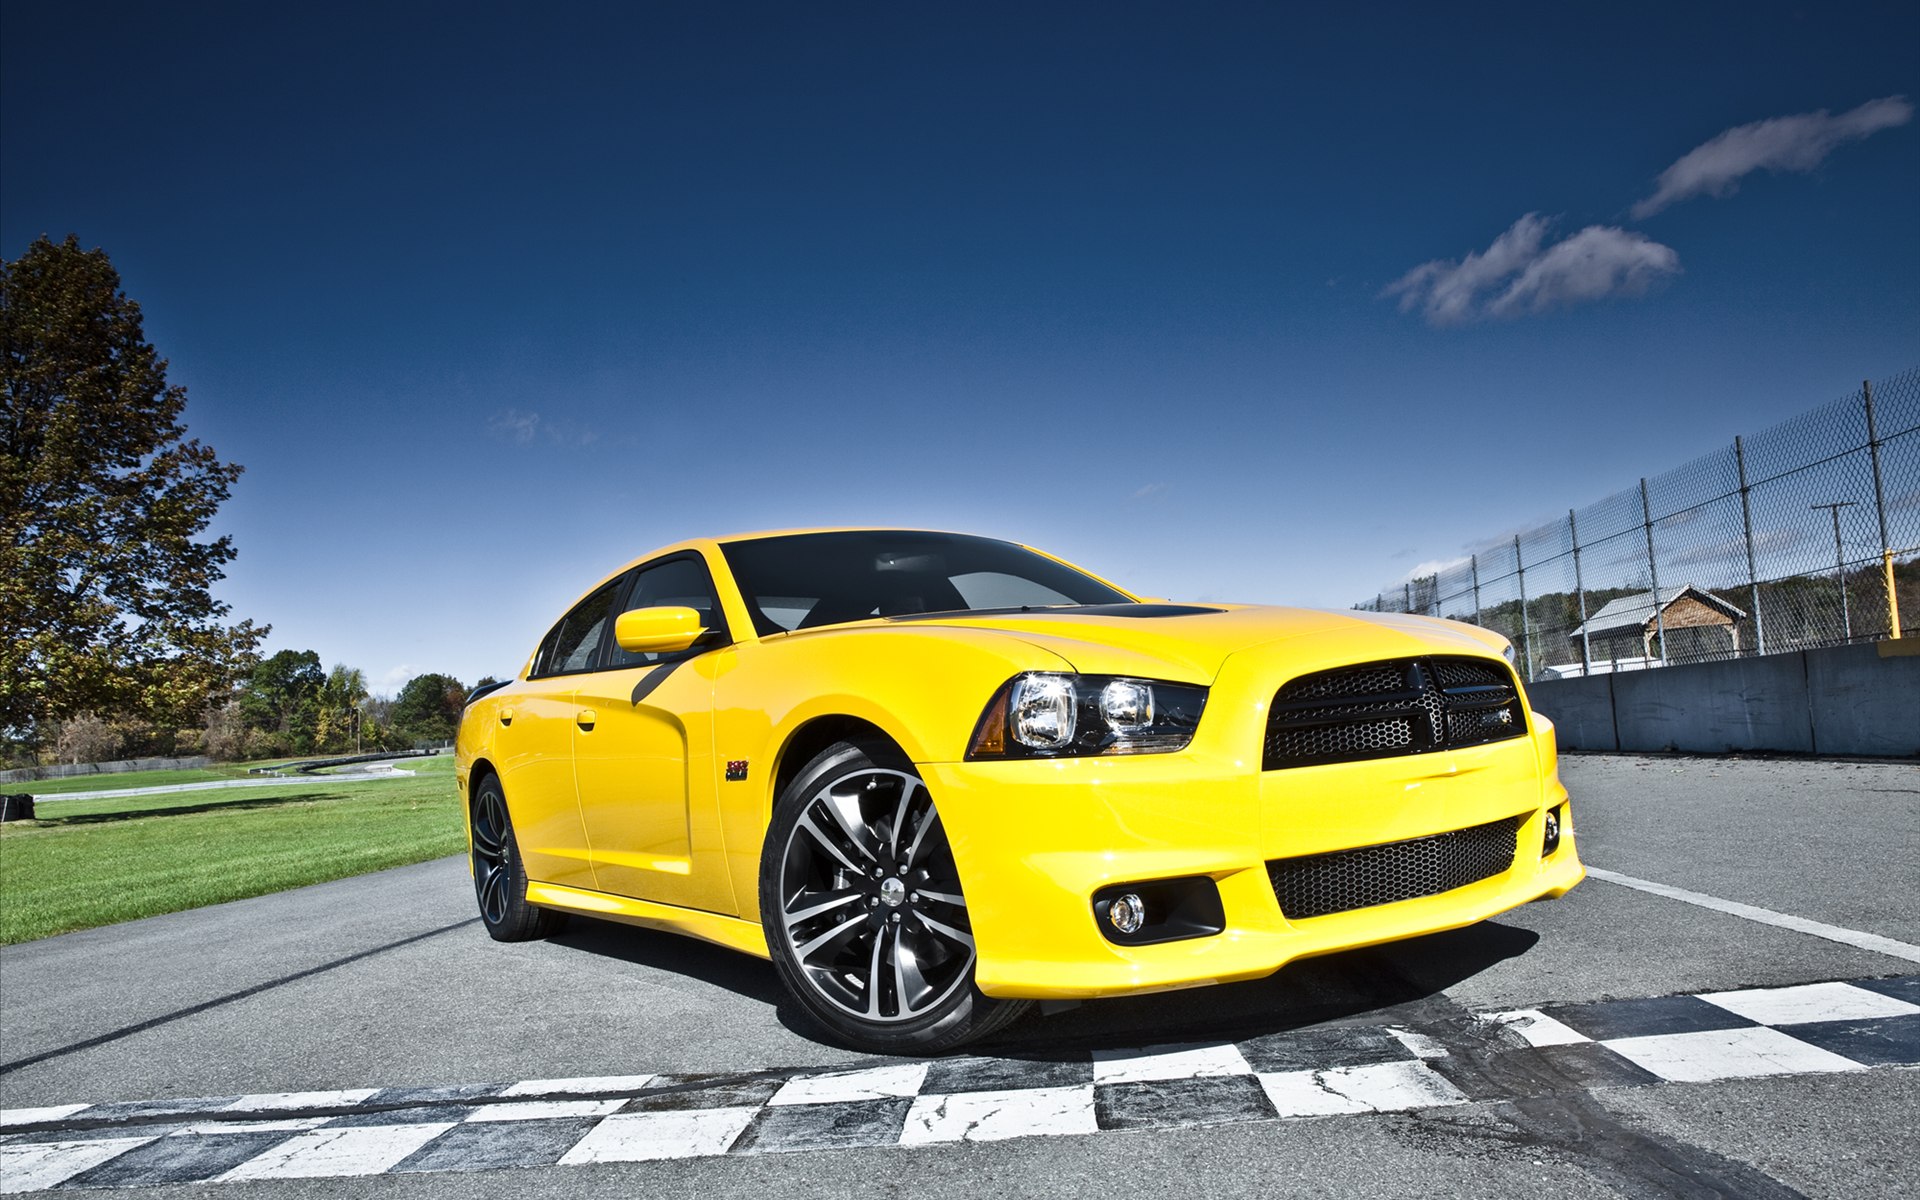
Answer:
3, 975, 1914, 1193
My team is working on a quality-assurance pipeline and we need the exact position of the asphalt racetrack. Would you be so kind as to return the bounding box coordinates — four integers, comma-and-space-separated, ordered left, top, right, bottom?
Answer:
2, 754, 1916, 1198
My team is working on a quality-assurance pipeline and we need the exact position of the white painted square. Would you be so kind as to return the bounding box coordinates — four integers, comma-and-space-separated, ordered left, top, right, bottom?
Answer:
498, 1074, 655, 1097
557, 1107, 758, 1163
1605, 1026, 1866, 1083
1257, 1060, 1468, 1118
1386, 1028, 1451, 1059
768, 1063, 929, 1106
465, 1098, 626, 1122
1697, 981, 1920, 1027
0, 1138, 154, 1193
222, 1089, 380, 1112
1485, 1009, 1591, 1047
1091, 1042, 1252, 1084
0, 1104, 91, 1129
220, 1122, 455, 1179
899, 1085, 1097, 1146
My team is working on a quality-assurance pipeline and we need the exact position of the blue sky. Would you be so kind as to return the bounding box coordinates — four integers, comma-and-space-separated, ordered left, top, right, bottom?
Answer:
4, 1, 1917, 693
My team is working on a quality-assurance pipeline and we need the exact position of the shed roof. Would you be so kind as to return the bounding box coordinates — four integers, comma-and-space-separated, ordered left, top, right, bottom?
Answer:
1569, 585, 1746, 641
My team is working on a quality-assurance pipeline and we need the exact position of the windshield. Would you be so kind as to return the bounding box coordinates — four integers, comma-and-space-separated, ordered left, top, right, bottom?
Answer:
720, 531, 1134, 636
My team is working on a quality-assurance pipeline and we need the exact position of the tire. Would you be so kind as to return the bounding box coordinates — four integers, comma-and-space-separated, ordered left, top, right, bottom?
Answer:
759, 739, 1029, 1053
469, 772, 567, 942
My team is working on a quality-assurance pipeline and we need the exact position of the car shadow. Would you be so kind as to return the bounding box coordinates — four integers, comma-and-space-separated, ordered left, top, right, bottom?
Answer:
27, 793, 341, 825
544, 912, 1538, 1060
971, 920, 1541, 1057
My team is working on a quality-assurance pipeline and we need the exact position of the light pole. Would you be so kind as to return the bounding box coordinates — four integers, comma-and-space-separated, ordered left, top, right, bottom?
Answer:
1811, 501, 1857, 643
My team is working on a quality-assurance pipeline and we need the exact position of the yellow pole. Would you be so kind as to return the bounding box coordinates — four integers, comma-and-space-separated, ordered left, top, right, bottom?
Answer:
1886, 550, 1902, 640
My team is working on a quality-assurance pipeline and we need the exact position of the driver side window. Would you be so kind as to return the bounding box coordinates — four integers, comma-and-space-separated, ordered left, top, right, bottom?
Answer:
607, 556, 728, 669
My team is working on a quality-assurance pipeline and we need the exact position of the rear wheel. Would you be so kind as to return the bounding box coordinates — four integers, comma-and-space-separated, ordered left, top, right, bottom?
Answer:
760, 739, 1028, 1053
470, 772, 567, 942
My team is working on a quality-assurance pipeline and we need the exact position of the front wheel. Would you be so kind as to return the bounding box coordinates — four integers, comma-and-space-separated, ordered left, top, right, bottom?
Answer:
759, 740, 1028, 1053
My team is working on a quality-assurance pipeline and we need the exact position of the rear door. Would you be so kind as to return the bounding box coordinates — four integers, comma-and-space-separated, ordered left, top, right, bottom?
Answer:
494, 579, 620, 888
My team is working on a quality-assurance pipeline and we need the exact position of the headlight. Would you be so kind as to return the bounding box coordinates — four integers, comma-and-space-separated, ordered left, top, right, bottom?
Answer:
967, 672, 1208, 759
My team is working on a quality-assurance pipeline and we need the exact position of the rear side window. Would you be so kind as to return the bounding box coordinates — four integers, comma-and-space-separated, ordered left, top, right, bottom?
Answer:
531, 580, 620, 678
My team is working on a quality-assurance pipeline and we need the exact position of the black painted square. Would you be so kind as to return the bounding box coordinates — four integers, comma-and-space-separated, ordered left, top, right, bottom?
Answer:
368, 1084, 509, 1107
1094, 1075, 1276, 1132
1782, 1014, 1920, 1067
621, 1075, 785, 1112
65, 1131, 294, 1187
1850, 975, 1920, 1007
1543, 995, 1756, 1040
732, 1097, 913, 1154
324, 1103, 474, 1127
393, 1117, 603, 1173
71, 1096, 239, 1124
1237, 1025, 1416, 1073
921, 1055, 1095, 1094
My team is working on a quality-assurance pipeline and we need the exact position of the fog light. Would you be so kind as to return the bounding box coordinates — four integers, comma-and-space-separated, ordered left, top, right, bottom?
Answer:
1543, 807, 1561, 855
1107, 892, 1147, 935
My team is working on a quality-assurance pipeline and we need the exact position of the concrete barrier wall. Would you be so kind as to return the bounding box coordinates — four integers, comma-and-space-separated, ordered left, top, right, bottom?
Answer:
1529, 641, 1919, 757
0, 755, 214, 784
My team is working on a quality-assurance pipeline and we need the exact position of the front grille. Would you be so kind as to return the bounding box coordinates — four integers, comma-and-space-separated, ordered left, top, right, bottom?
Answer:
1264, 656, 1524, 770
1268, 816, 1521, 920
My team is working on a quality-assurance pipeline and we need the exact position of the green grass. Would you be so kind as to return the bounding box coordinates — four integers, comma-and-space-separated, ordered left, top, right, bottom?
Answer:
0, 769, 468, 945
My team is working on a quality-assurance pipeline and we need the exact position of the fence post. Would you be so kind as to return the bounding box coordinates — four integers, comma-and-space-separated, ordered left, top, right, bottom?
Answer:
1471, 555, 1482, 627
1403, 581, 1412, 612
1735, 435, 1765, 656
1569, 509, 1591, 676
1514, 534, 1534, 680
1641, 478, 1667, 664
1863, 378, 1900, 639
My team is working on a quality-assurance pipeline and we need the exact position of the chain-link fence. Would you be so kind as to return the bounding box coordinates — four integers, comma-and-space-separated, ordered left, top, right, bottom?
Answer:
1357, 367, 1920, 681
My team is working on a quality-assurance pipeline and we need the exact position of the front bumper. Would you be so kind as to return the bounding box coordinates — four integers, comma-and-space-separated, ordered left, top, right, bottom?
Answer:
924, 688, 1582, 1001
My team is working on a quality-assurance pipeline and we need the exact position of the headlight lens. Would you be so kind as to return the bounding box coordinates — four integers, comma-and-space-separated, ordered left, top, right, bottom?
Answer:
1501, 641, 1517, 666
968, 672, 1207, 759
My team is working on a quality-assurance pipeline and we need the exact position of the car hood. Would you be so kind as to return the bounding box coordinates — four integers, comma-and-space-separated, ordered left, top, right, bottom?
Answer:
856, 602, 1505, 683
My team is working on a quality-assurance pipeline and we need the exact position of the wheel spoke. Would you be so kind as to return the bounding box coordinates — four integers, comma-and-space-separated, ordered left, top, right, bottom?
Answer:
865, 920, 894, 1018
795, 910, 868, 960
887, 778, 919, 858
817, 788, 879, 861
914, 909, 975, 950
479, 867, 506, 922
916, 888, 965, 908
894, 922, 934, 1014
901, 801, 938, 868
796, 814, 862, 874
784, 888, 862, 925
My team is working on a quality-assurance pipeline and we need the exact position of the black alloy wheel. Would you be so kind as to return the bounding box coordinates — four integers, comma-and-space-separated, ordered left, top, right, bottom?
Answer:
469, 772, 565, 942
760, 739, 1027, 1053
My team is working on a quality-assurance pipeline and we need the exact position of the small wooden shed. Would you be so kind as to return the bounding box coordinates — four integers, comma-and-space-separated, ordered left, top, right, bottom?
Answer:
1569, 585, 1746, 664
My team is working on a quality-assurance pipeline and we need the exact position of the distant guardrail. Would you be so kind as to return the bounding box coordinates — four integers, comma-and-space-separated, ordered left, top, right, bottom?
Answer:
0, 755, 214, 785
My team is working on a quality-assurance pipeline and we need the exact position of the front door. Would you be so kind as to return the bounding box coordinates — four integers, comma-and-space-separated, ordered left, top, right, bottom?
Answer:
572, 553, 738, 914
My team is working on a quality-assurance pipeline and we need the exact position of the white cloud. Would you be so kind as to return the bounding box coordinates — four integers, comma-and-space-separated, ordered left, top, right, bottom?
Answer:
1405, 556, 1470, 581
1384, 215, 1679, 326
1633, 95, 1913, 218
374, 664, 419, 699
1130, 482, 1168, 500
487, 409, 541, 444
486, 408, 599, 448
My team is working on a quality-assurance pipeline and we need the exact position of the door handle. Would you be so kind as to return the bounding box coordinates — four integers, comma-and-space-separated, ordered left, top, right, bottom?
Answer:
499, 707, 513, 727
576, 708, 597, 730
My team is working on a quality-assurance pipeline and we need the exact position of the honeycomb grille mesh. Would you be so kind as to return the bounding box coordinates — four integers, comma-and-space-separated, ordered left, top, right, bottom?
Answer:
1264, 656, 1525, 769
1268, 816, 1521, 921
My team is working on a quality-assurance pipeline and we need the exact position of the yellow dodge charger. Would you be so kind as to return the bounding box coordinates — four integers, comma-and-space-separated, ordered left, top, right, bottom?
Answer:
456, 528, 1582, 1053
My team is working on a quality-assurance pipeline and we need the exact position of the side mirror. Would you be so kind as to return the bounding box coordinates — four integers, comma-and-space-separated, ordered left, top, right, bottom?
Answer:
615, 606, 706, 654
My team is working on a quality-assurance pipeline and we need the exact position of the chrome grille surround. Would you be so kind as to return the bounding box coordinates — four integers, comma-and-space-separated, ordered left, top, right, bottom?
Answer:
1263, 656, 1525, 770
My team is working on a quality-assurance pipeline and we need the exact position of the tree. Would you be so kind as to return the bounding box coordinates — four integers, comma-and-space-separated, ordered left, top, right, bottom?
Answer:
1, 235, 266, 743
314, 665, 369, 753
237, 649, 324, 751
391, 673, 466, 743
52, 712, 122, 765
